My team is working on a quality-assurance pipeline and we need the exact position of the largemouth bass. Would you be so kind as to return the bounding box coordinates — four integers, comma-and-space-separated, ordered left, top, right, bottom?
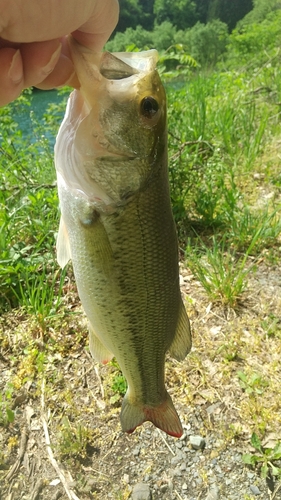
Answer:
54, 37, 191, 438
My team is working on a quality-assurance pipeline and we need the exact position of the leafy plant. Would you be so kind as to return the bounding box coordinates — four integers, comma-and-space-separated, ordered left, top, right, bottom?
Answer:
109, 360, 127, 404
243, 433, 281, 480
175, 19, 229, 66
57, 417, 98, 462
158, 44, 197, 79
0, 387, 15, 427
237, 371, 269, 395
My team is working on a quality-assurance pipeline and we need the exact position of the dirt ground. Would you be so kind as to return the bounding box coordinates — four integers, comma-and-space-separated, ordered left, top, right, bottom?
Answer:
0, 261, 281, 500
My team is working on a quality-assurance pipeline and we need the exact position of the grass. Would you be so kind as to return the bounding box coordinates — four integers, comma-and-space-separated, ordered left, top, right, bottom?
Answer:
0, 27, 281, 499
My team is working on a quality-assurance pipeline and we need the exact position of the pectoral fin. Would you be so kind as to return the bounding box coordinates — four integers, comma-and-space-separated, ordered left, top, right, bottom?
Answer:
88, 322, 114, 365
169, 300, 192, 361
56, 216, 72, 268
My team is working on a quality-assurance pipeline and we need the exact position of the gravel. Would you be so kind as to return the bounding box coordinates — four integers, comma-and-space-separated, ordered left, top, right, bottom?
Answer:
132, 483, 152, 500
110, 418, 272, 500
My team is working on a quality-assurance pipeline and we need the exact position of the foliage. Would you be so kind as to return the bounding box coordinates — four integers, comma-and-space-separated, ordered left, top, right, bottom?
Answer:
175, 20, 229, 66
0, 387, 14, 427
0, 92, 67, 314
109, 0, 257, 56
107, 20, 229, 66
114, 0, 253, 34
106, 25, 153, 52
57, 416, 99, 462
109, 360, 128, 403
153, 0, 199, 30
158, 44, 197, 79
106, 21, 177, 52
185, 236, 255, 307
237, 371, 269, 395
207, 0, 253, 31
237, 0, 281, 28
116, 0, 144, 32
226, 9, 281, 67
242, 433, 281, 480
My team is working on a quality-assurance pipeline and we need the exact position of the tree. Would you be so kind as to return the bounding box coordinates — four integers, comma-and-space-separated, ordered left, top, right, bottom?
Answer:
207, 0, 253, 30
138, 0, 155, 30
237, 0, 281, 28
115, 0, 143, 33
175, 20, 229, 66
154, 0, 199, 30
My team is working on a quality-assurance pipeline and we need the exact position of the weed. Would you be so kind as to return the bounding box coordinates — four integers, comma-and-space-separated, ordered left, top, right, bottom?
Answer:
12, 347, 46, 389
108, 360, 128, 404
57, 416, 99, 462
13, 263, 67, 330
237, 371, 269, 395
186, 236, 255, 307
261, 314, 281, 338
227, 206, 281, 254
242, 432, 281, 480
0, 387, 15, 427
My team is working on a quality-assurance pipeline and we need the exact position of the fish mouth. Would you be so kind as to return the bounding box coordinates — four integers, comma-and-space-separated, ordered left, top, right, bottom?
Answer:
100, 52, 139, 80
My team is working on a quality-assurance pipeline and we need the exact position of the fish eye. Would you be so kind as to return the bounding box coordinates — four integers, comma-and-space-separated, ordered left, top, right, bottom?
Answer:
140, 96, 159, 119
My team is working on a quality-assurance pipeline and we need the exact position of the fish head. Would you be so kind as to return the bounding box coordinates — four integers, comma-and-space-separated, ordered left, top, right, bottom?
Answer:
55, 38, 167, 209
98, 50, 167, 162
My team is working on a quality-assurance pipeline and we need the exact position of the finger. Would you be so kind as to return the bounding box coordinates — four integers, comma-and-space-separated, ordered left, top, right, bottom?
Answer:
0, 0, 96, 42
33, 37, 79, 90
0, 48, 24, 106
35, 53, 79, 90
20, 39, 62, 87
72, 0, 119, 51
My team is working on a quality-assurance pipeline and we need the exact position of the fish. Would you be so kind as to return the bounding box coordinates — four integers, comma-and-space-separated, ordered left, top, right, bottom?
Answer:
54, 36, 192, 438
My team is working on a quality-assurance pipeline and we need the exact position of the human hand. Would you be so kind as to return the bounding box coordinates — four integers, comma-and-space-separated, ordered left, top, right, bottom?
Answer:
0, 0, 119, 106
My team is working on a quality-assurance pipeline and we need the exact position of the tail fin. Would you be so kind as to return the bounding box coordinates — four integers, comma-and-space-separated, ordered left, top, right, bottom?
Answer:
120, 391, 183, 438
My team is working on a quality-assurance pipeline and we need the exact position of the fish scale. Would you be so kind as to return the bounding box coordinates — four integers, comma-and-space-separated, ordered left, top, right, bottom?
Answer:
55, 37, 191, 437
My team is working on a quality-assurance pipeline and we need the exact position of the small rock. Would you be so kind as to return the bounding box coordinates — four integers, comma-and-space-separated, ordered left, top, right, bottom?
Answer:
131, 483, 152, 500
250, 485, 261, 496
171, 451, 185, 465
180, 432, 188, 441
174, 467, 182, 477
205, 485, 219, 500
190, 435, 206, 450
247, 472, 255, 479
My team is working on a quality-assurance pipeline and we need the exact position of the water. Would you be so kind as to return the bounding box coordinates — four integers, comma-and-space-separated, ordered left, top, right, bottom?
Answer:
12, 88, 66, 145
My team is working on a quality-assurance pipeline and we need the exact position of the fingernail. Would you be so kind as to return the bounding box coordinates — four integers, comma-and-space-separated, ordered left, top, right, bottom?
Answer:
8, 50, 23, 84
41, 44, 62, 76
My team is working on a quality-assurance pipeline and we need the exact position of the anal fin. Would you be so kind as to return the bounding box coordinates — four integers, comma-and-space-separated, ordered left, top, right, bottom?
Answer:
88, 322, 114, 365
169, 300, 192, 361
